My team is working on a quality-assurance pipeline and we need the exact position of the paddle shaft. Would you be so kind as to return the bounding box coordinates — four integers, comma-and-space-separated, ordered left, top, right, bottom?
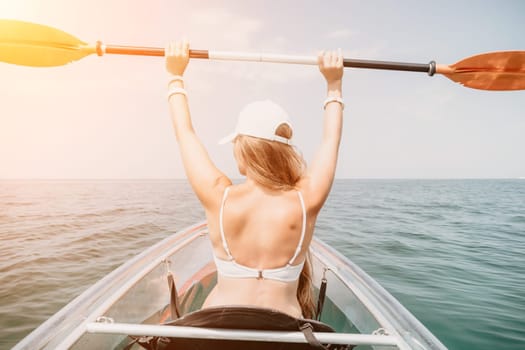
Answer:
102, 44, 435, 74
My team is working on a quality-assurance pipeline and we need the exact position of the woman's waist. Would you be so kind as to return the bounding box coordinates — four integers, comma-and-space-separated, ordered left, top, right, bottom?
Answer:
214, 278, 299, 302
206, 282, 302, 317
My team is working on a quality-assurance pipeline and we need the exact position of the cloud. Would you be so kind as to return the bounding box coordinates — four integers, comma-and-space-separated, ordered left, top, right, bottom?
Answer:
327, 29, 353, 39
183, 9, 318, 85
187, 8, 263, 49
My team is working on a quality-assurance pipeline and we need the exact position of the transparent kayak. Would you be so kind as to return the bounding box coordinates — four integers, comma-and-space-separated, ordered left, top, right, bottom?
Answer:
13, 222, 447, 350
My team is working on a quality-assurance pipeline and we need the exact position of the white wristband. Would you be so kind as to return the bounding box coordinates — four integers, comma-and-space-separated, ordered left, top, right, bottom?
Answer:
167, 87, 187, 100
168, 75, 184, 86
323, 96, 345, 110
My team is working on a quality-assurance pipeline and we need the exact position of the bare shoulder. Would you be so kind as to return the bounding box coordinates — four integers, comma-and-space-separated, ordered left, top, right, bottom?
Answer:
204, 176, 232, 241
295, 176, 325, 216
203, 175, 233, 212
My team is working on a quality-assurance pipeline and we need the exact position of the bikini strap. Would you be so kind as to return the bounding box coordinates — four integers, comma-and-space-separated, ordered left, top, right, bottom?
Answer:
288, 191, 307, 265
219, 186, 234, 260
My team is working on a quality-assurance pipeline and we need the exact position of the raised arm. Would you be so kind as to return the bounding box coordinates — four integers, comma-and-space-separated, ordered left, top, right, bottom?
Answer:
165, 40, 231, 209
303, 49, 344, 211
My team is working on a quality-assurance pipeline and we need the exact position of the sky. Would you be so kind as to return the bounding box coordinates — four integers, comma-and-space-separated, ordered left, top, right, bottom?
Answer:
0, 0, 524, 179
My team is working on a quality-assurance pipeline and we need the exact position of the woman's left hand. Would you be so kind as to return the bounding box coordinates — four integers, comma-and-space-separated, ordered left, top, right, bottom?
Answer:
318, 48, 344, 85
165, 40, 190, 76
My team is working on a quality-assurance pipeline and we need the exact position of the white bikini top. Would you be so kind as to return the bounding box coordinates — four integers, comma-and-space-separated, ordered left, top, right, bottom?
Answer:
213, 186, 307, 282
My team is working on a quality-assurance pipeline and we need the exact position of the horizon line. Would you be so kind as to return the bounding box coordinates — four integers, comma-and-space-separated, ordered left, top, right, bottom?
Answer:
1, 177, 523, 181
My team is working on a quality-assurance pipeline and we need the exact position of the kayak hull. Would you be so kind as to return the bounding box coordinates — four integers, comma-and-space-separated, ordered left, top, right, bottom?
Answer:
14, 222, 447, 350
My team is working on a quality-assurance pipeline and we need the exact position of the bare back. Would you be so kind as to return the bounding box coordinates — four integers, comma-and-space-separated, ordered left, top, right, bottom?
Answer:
203, 181, 317, 317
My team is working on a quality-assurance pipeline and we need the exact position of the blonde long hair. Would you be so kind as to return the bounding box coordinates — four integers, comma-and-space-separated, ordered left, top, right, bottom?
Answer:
235, 123, 315, 318
297, 252, 316, 319
235, 124, 305, 191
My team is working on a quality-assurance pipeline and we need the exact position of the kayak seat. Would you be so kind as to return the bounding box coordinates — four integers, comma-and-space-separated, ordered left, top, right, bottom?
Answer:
128, 305, 353, 350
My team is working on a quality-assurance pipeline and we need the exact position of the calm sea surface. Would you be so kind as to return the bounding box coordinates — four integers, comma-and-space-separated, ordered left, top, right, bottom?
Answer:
1, 179, 524, 349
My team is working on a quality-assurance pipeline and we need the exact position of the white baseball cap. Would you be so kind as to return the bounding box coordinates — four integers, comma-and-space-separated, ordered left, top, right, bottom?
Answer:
218, 100, 293, 145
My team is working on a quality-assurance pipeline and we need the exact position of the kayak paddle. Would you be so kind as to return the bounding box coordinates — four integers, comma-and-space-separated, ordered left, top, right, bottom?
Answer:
1, 19, 524, 91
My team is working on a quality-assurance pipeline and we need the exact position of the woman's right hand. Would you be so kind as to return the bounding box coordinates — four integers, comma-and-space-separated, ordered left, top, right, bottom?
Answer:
166, 40, 190, 76
318, 49, 344, 84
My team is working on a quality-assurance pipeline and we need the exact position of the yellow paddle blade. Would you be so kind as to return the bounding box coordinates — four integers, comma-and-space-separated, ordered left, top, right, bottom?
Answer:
438, 51, 525, 91
0, 19, 96, 67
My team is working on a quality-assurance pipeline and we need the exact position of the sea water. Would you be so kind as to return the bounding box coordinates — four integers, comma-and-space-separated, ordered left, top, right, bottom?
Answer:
1, 179, 524, 349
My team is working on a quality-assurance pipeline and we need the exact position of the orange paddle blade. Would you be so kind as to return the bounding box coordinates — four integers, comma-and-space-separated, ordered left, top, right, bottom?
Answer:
437, 51, 525, 91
